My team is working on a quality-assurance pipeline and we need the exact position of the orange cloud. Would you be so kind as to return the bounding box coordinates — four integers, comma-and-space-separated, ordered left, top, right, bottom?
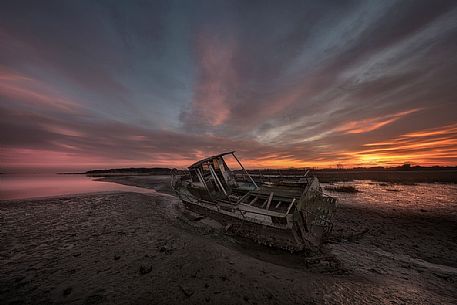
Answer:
240, 123, 457, 169
347, 124, 457, 166
335, 108, 421, 134
402, 123, 457, 138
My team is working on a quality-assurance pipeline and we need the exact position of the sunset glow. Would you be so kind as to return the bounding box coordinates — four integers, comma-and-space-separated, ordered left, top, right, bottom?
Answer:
1, 1, 457, 172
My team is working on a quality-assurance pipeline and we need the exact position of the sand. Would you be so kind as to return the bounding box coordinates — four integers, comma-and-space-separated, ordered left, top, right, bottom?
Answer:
1, 176, 456, 304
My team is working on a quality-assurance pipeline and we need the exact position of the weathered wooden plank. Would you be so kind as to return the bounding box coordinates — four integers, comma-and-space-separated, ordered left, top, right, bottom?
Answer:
261, 198, 268, 208
232, 152, 258, 189
209, 164, 227, 195
286, 198, 296, 214
296, 211, 309, 240
236, 192, 251, 204
291, 225, 302, 245
238, 203, 285, 218
187, 199, 287, 229
249, 196, 258, 206
265, 192, 274, 210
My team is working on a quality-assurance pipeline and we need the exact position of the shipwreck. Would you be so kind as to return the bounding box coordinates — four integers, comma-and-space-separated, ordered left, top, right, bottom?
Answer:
171, 152, 337, 252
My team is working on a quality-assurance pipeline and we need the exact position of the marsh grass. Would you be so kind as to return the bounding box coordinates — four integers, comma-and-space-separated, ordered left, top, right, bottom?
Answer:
324, 185, 359, 193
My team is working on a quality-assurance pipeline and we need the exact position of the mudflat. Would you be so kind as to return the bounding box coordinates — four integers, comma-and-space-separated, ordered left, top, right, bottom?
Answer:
1, 177, 456, 304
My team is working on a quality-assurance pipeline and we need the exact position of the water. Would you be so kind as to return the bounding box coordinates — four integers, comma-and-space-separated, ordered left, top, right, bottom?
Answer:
0, 174, 155, 200
322, 180, 457, 214
2, 174, 456, 214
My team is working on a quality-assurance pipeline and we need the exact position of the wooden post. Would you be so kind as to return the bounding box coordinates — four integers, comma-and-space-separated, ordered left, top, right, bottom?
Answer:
197, 168, 209, 192
197, 168, 213, 200
232, 152, 258, 189
265, 192, 274, 210
236, 192, 250, 204
261, 198, 267, 208
286, 198, 296, 214
209, 164, 227, 196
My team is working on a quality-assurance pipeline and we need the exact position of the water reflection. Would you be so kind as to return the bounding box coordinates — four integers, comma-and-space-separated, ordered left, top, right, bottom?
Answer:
322, 180, 457, 214
0, 174, 155, 200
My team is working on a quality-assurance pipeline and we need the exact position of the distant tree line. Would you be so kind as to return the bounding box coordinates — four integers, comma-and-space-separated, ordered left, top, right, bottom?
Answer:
86, 165, 457, 175
86, 167, 172, 174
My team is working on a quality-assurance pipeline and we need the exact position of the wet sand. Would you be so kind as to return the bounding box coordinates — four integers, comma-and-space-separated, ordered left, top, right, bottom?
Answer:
1, 177, 456, 304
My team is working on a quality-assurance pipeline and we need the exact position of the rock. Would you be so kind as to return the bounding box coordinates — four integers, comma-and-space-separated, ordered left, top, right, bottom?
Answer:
114, 255, 120, 260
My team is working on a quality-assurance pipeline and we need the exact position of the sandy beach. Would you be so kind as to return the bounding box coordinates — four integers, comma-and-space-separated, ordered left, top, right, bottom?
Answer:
1, 176, 456, 305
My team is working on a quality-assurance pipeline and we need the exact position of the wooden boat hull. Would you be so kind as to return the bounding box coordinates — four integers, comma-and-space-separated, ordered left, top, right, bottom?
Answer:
182, 197, 328, 252
170, 152, 337, 252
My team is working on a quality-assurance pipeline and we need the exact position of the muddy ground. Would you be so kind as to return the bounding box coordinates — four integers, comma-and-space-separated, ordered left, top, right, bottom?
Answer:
0, 176, 456, 304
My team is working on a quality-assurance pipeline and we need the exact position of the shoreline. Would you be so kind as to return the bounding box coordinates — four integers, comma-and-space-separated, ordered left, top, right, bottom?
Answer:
1, 176, 456, 304
0, 190, 144, 203
52, 168, 457, 184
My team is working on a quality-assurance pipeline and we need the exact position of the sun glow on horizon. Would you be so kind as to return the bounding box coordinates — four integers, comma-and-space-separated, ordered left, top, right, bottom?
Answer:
2, 120, 457, 172
1, 2, 456, 172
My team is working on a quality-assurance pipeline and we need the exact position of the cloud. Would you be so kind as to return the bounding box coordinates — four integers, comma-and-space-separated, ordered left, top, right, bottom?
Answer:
1, 1, 456, 171
180, 30, 237, 128
334, 108, 422, 134
402, 124, 457, 138
0, 68, 82, 113
350, 123, 457, 166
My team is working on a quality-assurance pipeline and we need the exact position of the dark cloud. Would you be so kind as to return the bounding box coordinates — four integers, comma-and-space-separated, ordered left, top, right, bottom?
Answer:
1, 0, 456, 171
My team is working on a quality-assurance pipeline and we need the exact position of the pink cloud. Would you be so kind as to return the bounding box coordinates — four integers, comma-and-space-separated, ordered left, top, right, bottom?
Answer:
0, 68, 82, 113
183, 31, 238, 127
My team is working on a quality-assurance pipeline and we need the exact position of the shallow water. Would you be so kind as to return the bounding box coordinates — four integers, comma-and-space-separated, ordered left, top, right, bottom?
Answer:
0, 174, 155, 200
322, 180, 457, 214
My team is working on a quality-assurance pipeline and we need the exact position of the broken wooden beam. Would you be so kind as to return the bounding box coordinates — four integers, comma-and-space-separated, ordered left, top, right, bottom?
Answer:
265, 192, 274, 210
286, 198, 296, 214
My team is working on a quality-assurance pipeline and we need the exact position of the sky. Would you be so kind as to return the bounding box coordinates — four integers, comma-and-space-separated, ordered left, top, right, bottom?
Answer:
1, 0, 457, 172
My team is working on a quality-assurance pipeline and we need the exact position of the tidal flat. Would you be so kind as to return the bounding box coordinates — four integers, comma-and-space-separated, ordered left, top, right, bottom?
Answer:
1, 175, 456, 304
